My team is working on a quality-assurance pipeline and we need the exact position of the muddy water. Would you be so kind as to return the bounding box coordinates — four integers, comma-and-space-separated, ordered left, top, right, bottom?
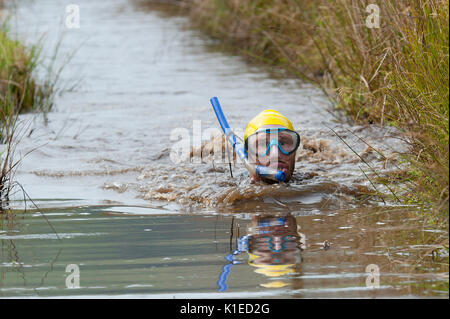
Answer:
1, 205, 448, 298
1, 0, 447, 298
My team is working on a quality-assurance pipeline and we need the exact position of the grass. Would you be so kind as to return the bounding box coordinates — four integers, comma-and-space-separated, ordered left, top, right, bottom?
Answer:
0, 14, 63, 209
178, 0, 449, 221
0, 19, 33, 208
1, 28, 40, 118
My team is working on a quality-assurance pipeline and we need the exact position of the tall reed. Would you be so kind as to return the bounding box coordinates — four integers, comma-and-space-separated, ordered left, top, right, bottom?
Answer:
0, 15, 62, 209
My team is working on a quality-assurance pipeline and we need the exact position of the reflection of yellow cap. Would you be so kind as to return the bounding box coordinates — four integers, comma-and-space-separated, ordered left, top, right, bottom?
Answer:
244, 110, 294, 141
248, 253, 295, 277
260, 281, 290, 288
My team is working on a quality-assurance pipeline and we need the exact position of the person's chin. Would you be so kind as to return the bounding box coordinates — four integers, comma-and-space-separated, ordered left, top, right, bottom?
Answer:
260, 176, 279, 184
260, 164, 291, 183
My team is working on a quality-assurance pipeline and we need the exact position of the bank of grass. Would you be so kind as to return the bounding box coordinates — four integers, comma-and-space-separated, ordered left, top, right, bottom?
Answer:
180, 0, 449, 220
2, 25, 41, 116
0, 17, 57, 208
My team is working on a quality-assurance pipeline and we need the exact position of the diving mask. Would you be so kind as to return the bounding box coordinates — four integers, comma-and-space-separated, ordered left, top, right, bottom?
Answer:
246, 128, 300, 157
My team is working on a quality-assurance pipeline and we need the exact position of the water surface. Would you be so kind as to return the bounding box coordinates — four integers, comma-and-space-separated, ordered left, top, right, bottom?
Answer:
1, 205, 447, 298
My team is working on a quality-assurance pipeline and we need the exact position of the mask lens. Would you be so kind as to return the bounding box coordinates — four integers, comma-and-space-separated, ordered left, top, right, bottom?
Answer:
247, 129, 299, 156
255, 133, 271, 155
278, 131, 296, 152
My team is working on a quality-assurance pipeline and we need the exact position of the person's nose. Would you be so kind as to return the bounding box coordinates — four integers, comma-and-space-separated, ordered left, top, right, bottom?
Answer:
268, 142, 280, 158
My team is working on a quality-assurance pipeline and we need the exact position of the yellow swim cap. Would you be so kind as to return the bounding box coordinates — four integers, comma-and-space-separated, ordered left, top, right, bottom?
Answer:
244, 109, 294, 141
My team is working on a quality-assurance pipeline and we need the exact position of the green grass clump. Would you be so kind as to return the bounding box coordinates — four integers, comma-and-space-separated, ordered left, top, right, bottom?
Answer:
1, 16, 61, 209
0, 23, 47, 124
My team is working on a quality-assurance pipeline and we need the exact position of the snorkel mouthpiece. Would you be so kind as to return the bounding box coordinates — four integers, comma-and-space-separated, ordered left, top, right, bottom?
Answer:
210, 97, 286, 183
255, 165, 286, 182
275, 170, 286, 182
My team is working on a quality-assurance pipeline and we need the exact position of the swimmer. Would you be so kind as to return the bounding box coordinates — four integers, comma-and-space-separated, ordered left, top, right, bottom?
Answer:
244, 110, 300, 183
210, 97, 300, 183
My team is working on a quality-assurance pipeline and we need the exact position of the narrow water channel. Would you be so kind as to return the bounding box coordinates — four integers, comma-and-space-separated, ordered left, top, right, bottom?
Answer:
1, 0, 447, 298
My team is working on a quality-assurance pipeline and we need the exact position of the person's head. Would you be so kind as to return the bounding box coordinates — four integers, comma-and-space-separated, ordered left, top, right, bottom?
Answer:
244, 110, 300, 183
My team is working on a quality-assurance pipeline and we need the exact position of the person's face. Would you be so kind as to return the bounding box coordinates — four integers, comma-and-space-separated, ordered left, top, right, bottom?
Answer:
247, 129, 298, 183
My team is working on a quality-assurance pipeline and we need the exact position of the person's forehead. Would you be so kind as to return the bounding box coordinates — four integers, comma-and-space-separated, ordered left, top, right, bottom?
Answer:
255, 124, 286, 133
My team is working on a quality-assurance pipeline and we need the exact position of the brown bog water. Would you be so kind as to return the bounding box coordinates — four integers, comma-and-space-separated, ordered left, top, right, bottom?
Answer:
1, 0, 447, 298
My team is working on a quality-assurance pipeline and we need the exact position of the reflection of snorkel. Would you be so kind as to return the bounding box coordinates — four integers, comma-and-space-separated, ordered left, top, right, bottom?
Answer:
210, 97, 286, 182
217, 236, 249, 292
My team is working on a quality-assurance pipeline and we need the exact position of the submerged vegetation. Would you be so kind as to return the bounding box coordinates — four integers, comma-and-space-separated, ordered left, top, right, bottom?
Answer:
177, 0, 449, 221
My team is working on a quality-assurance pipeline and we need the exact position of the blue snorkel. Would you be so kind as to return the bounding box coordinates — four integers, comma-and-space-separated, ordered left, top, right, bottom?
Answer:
210, 97, 286, 183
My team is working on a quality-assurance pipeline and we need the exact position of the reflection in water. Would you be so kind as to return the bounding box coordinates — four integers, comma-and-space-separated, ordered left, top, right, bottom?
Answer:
247, 213, 304, 289
0, 211, 27, 288
0, 206, 447, 297
0, 210, 62, 296
218, 212, 304, 291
